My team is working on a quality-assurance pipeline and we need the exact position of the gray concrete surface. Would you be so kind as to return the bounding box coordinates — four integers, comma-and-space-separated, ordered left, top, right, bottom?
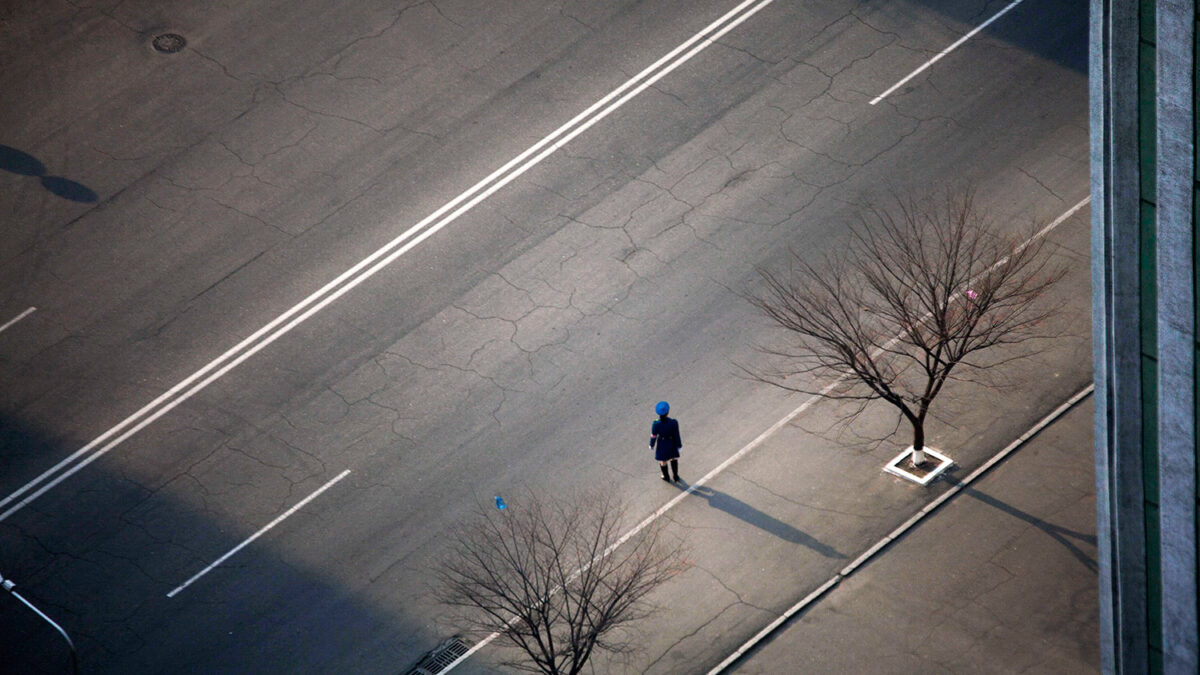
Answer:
501, 200, 1091, 674
0, 0, 1090, 672
726, 398, 1099, 675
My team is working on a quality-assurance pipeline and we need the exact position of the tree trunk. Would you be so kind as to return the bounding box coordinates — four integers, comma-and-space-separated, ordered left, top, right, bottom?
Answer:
911, 418, 926, 466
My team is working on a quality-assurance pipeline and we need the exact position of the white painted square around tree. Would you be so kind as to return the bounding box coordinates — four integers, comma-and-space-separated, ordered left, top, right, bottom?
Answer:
884, 446, 953, 486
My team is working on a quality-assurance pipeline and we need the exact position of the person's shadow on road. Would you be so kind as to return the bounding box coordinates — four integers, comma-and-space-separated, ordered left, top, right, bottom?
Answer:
1, 144, 98, 203
675, 481, 846, 559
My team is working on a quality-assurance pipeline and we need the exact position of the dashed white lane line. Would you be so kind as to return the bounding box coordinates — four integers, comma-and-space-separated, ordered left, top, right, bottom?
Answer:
444, 195, 1091, 671
869, 0, 1026, 105
0, 307, 36, 334
0, 0, 777, 523
166, 469, 351, 598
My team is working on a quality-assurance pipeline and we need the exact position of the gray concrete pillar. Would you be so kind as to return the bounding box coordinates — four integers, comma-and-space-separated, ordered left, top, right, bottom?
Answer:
1155, 1, 1198, 671
1091, 0, 1149, 671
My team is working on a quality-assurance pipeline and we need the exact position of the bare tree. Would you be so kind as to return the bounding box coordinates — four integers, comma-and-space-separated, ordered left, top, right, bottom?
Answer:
746, 188, 1067, 465
434, 489, 686, 675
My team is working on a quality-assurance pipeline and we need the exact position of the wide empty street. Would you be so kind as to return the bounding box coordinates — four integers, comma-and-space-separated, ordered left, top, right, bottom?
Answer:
1, 0, 1089, 672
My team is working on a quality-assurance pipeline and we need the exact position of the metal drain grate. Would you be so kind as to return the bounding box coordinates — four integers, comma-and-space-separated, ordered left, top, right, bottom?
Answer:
152, 33, 186, 53
404, 636, 470, 675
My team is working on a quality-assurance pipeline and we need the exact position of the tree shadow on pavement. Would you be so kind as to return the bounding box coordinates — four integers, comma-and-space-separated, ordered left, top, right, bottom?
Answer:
960, 484, 1097, 573
675, 482, 846, 558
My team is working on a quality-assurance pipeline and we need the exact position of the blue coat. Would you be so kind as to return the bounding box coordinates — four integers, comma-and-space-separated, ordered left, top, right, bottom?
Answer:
650, 416, 682, 461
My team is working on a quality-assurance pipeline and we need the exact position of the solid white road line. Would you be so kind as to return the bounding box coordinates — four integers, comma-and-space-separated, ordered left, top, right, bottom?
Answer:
444, 194, 1091, 671
869, 0, 1026, 105
0, 307, 36, 334
166, 469, 351, 598
706, 384, 1095, 674
0, 0, 777, 522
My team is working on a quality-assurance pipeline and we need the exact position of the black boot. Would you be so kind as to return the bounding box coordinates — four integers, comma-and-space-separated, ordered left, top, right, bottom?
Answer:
670, 459, 680, 482
660, 464, 671, 482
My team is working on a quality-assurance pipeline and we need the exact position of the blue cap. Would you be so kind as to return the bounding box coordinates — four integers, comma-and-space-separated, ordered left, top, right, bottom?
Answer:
655, 401, 670, 415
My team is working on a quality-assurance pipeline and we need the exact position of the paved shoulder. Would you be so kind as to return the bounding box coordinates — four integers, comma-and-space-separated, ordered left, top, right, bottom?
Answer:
727, 399, 1099, 674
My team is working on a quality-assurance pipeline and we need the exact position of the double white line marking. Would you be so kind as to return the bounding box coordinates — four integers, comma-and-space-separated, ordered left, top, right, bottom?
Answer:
0, 0, 778, 523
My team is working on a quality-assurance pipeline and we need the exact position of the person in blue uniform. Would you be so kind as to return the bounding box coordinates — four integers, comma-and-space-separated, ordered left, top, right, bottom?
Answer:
650, 400, 682, 482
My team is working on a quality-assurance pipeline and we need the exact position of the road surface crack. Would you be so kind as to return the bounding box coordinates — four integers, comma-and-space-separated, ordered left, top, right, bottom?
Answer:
1017, 166, 1064, 202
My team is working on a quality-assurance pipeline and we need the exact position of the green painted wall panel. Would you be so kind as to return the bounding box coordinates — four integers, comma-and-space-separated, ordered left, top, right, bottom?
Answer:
1143, 201, 1158, 352
1140, 40, 1157, 202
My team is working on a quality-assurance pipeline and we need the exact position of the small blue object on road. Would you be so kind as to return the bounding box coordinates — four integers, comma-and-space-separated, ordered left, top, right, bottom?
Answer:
495, 496, 507, 510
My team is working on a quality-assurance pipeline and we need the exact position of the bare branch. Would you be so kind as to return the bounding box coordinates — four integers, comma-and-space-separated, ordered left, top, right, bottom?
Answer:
434, 488, 687, 674
745, 186, 1067, 458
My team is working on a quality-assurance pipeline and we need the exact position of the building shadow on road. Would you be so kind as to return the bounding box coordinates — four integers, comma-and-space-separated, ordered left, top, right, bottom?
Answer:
958, 483, 1098, 573
674, 482, 846, 559
0, 144, 98, 203
906, 0, 1086, 74
0, 412, 431, 673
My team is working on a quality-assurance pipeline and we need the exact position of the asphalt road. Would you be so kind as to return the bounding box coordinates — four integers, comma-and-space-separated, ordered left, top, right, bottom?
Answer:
0, 0, 1088, 672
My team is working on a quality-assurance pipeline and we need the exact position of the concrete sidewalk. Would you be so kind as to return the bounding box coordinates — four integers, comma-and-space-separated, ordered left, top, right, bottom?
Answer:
725, 397, 1099, 674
